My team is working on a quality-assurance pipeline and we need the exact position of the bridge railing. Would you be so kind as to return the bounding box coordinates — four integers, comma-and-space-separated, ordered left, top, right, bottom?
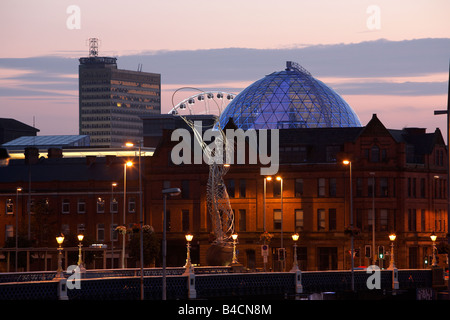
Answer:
0, 268, 434, 300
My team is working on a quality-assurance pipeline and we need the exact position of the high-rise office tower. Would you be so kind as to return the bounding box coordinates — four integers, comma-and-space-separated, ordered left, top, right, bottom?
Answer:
79, 38, 161, 147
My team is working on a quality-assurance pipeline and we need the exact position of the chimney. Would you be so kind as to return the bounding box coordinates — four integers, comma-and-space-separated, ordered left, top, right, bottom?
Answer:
47, 148, 63, 159
24, 147, 39, 165
86, 155, 96, 166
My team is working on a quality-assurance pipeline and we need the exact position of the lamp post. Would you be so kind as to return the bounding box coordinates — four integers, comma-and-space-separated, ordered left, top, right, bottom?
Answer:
77, 234, 85, 270
291, 233, 299, 272
263, 176, 272, 271
430, 232, 438, 267
111, 182, 117, 269
343, 160, 355, 292
162, 187, 181, 300
231, 233, 239, 264
15, 187, 22, 272
126, 140, 144, 300
276, 176, 284, 271
122, 160, 133, 269
184, 233, 193, 273
388, 233, 396, 270
55, 234, 65, 279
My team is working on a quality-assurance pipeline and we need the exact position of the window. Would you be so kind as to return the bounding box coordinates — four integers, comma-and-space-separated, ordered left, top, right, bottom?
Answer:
182, 209, 190, 232
295, 179, 304, 197
380, 209, 388, 231
421, 209, 426, 231
317, 209, 325, 230
368, 177, 375, 197
326, 146, 340, 162
329, 178, 337, 197
356, 178, 363, 197
329, 208, 337, 230
273, 180, 281, 198
97, 224, 105, 242
371, 146, 380, 162
62, 199, 70, 214
318, 178, 326, 197
239, 180, 246, 198
420, 178, 426, 198
273, 209, 282, 230
227, 179, 235, 198
181, 180, 190, 199
5, 225, 13, 240
128, 197, 136, 213
111, 224, 118, 241
295, 209, 304, 231
238, 209, 246, 231
111, 198, 118, 213
78, 199, 86, 214
97, 197, 105, 213
379, 178, 388, 197
408, 209, 416, 232
367, 209, 375, 232
6, 199, 13, 214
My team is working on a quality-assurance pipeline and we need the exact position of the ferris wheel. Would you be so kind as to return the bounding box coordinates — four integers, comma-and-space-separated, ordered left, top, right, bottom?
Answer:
169, 87, 236, 116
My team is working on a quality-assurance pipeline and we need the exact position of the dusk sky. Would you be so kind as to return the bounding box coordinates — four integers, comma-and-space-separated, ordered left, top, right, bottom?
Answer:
0, 0, 449, 138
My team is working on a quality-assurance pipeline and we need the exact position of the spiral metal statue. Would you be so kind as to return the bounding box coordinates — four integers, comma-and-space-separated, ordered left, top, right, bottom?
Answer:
170, 88, 236, 247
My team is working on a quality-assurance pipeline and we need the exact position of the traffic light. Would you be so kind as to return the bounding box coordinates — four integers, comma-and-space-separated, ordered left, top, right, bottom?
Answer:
378, 246, 385, 259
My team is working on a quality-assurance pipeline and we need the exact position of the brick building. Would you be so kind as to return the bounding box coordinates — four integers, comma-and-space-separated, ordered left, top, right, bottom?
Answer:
144, 114, 448, 271
0, 114, 447, 271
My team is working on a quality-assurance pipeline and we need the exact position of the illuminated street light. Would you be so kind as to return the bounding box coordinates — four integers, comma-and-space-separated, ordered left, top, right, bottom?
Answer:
77, 234, 84, 268
276, 176, 284, 271
184, 233, 194, 273
231, 233, 239, 264
291, 233, 300, 272
388, 233, 396, 270
121, 160, 133, 269
15, 187, 22, 272
55, 234, 65, 279
430, 232, 437, 267
343, 159, 355, 292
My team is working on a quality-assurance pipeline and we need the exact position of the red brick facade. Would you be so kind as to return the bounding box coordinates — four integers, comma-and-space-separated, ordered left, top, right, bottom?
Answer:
0, 114, 448, 271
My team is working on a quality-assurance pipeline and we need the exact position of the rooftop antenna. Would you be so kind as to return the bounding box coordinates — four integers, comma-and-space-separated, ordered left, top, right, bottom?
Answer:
89, 38, 99, 57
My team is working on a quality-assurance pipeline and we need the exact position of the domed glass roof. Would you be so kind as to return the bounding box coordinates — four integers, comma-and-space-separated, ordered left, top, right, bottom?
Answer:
218, 61, 361, 130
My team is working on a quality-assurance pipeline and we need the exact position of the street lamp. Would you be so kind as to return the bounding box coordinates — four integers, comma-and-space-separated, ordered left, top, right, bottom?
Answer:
121, 160, 133, 269
184, 233, 193, 273
77, 234, 85, 271
231, 233, 239, 264
111, 182, 117, 269
291, 233, 299, 272
55, 234, 65, 279
262, 176, 272, 271
343, 159, 355, 292
430, 232, 438, 267
125, 140, 144, 300
162, 187, 181, 300
276, 176, 284, 271
388, 233, 396, 270
15, 187, 22, 272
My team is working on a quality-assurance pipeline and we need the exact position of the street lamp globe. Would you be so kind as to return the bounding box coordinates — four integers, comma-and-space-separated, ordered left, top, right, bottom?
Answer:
389, 233, 396, 242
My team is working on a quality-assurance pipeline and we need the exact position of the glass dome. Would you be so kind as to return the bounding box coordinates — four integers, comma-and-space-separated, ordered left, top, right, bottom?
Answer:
218, 61, 361, 130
